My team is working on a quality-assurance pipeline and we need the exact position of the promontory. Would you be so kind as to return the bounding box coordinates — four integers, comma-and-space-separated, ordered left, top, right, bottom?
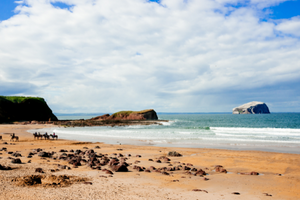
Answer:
0, 96, 58, 123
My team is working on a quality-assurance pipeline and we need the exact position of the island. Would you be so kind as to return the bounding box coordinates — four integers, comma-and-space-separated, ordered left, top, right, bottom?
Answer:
232, 101, 270, 114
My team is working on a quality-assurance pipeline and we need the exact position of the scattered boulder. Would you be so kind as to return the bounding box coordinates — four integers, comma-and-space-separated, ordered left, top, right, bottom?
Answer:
11, 158, 22, 164
167, 151, 182, 157
38, 152, 52, 158
0, 164, 12, 170
35, 168, 44, 173
12, 152, 22, 157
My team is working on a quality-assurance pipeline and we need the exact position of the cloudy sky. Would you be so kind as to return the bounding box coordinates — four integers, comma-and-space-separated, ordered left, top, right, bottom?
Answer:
0, 0, 300, 113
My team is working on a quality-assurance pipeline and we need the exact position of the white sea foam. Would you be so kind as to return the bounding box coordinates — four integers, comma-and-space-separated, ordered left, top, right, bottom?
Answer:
28, 114, 300, 154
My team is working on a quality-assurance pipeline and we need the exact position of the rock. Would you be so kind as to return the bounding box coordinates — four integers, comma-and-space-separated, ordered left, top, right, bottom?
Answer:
192, 189, 208, 193
263, 193, 272, 196
215, 165, 227, 173
11, 158, 22, 164
110, 161, 129, 172
232, 102, 270, 114
12, 152, 22, 157
0, 96, 58, 123
90, 114, 110, 120
167, 151, 182, 157
35, 168, 44, 173
232, 192, 240, 195
38, 152, 51, 158
104, 170, 114, 175
0, 164, 12, 170
106, 109, 158, 120
195, 169, 206, 176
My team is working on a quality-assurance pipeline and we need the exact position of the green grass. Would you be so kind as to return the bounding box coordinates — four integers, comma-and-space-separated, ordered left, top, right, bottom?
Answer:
0, 96, 45, 103
111, 109, 154, 117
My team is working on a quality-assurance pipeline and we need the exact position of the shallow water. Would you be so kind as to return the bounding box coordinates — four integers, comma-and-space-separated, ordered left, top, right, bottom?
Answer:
29, 113, 300, 154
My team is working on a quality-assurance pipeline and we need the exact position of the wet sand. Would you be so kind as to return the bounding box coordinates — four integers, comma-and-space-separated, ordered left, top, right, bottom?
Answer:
0, 124, 300, 200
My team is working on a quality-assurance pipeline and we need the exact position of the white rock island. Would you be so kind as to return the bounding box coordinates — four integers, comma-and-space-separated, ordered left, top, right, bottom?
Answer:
232, 101, 270, 114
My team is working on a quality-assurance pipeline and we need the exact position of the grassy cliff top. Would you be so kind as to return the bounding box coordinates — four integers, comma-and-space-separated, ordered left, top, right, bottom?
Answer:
0, 96, 46, 104
111, 109, 154, 117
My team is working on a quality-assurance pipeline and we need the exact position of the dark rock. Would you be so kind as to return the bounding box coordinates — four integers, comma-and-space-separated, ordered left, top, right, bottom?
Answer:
263, 193, 272, 196
12, 152, 22, 157
167, 151, 182, 157
195, 169, 206, 176
192, 189, 208, 193
38, 151, 51, 158
232, 192, 240, 195
105, 170, 114, 175
11, 158, 22, 164
215, 165, 227, 173
0, 164, 12, 170
35, 168, 44, 173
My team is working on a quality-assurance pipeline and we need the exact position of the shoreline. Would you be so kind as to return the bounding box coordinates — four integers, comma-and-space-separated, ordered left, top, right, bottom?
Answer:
27, 124, 300, 155
1, 124, 300, 200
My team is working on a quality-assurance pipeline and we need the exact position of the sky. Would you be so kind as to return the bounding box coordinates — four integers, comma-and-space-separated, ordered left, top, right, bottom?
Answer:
0, 0, 300, 113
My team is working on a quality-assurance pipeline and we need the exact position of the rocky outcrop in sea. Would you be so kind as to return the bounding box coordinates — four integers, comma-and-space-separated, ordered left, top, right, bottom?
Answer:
232, 102, 270, 114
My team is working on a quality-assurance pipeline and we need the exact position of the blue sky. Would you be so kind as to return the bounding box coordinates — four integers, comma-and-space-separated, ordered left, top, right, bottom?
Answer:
0, 0, 300, 113
2, 0, 300, 21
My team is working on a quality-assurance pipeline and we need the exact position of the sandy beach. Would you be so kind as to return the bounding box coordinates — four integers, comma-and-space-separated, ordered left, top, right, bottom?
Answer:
1, 124, 300, 200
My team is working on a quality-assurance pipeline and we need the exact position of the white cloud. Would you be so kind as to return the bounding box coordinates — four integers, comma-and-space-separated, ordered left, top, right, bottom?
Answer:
276, 16, 300, 37
0, 0, 299, 113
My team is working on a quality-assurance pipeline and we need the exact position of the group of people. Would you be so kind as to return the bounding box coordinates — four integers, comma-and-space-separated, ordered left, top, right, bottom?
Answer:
33, 132, 56, 139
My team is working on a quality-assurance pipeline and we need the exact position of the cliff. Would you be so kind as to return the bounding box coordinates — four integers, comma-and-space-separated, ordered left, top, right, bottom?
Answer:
91, 109, 158, 120
232, 101, 270, 114
0, 96, 58, 123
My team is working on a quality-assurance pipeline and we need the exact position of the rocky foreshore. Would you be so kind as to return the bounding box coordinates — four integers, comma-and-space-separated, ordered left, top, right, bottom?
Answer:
13, 119, 168, 127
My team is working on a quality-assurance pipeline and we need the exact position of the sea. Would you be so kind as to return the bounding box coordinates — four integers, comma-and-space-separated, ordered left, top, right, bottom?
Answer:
28, 113, 300, 154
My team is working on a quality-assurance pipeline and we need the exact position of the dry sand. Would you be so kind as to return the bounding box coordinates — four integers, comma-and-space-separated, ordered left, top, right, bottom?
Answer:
0, 124, 300, 200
